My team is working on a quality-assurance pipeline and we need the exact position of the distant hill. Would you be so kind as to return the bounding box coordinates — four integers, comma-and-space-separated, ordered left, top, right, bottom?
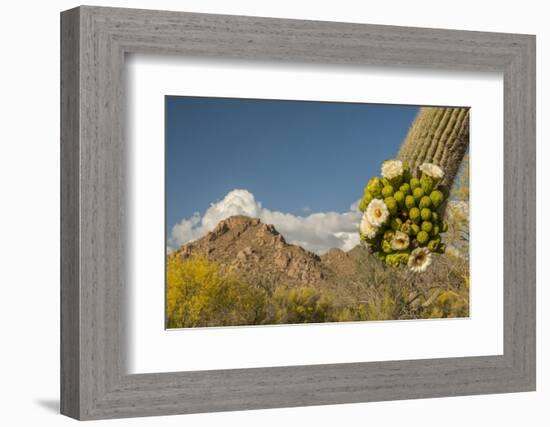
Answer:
171, 215, 370, 289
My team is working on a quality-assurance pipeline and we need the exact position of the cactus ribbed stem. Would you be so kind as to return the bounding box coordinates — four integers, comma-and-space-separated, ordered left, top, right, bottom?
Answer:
397, 107, 470, 190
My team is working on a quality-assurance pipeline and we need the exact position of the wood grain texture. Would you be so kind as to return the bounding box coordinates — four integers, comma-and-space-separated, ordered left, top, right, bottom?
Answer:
60, 7, 80, 419
60, 5, 536, 420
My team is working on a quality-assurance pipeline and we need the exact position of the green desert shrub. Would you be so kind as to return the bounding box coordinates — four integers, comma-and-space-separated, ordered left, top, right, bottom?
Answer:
363, 286, 404, 321
269, 286, 337, 324
335, 304, 369, 322
420, 275, 469, 319
350, 249, 469, 320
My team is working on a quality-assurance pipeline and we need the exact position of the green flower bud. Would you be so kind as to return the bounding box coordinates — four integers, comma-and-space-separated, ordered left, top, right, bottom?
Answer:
384, 196, 398, 215
390, 217, 403, 231
409, 207, 421, 223
383, 230, 395, 241
427, 239, 440, 252
437, 243, 447, 254
405, 195, 416, 210
397, 252, 410, 264
358, 198, 368, 212
389, 177, 403, 189
385, 252, 410, 267
399, 183, 411, 196
421, 221, 433, 234
382, 240, 393, 253
429, 190, 444, 208
416, 230, 429, 245
413, 187, 425, 202
381, 185, 394, 198
402, 163, 411, 182
420, 174, 434, 194
385, 253, 400, 267
419, 196, 432, 210
431, 224, 440, 237
363, 188, 374, 202
364, 233, 381, 245
393, 191, 405, 207
441, 222, 448, 233
431, 211, 440, 223
400, 221, 412, 235
410, 177, 421, 190
420, 207, 432, 221
367, 177, 383, 197
410, 223, 420, 236
381, 177, 391, 187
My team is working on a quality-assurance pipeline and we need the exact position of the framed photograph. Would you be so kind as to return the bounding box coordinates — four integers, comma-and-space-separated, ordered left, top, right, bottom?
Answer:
61, 6, 535, 420
163, 98, 470, 330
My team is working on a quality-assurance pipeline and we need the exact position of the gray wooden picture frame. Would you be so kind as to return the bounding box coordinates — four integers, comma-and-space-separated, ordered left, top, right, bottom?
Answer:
60, 5, 536, 421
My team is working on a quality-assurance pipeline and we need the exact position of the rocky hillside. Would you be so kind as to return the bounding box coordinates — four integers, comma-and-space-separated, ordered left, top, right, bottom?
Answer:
172, 215, 368, 288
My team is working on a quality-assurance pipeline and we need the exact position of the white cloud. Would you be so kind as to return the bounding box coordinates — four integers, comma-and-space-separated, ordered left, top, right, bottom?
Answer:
169, 189, 361, 255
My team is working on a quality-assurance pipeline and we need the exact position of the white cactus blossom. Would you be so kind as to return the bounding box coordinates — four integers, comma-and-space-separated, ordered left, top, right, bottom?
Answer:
407, 247, 433, 273
359, 213, 379, 239
419, 162, 444, 180
381, 159, 403, 180
365, 199, 390, 227
391, 231, 410, 250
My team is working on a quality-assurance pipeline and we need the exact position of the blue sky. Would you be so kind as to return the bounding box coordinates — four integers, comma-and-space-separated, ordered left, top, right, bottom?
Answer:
166, 96, 420, 254
167, 97, 418, 220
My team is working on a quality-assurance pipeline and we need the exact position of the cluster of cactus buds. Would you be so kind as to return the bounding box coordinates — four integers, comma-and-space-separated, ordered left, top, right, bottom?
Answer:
358, 159, 449, 272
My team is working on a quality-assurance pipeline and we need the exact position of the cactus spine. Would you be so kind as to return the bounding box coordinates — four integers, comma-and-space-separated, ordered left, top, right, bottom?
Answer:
397, 107, 469, 190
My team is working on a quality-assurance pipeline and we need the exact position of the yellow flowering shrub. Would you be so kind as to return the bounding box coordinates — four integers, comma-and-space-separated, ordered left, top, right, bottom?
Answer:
269, 287, 337, 324
420, 275, 469, 319
166, 256, 266, 328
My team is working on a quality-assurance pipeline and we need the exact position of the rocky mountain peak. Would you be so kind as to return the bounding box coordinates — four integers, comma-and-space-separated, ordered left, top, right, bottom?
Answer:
173, 215, 331, 287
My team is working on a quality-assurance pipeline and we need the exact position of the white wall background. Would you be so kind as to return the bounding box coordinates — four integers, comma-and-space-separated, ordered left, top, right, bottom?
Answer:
0, 0, 546, 425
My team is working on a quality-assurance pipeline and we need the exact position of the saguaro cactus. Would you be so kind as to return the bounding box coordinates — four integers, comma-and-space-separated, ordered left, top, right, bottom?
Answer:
357, 106, 470, 271
397, 107, 470, 190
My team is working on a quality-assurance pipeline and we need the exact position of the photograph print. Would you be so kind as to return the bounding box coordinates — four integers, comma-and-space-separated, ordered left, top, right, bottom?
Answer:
165, 96, 470, 329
